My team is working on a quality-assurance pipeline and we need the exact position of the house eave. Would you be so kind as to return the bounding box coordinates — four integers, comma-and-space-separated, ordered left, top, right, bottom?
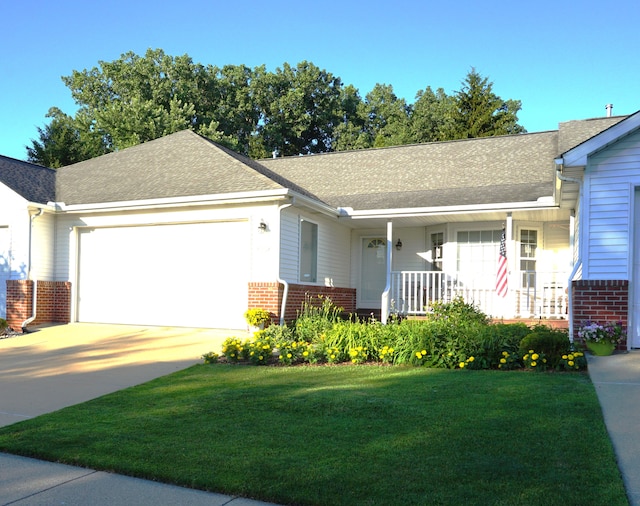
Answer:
52, 189, 293, 213
560, 110, 640, 167
342, 199, 558, 220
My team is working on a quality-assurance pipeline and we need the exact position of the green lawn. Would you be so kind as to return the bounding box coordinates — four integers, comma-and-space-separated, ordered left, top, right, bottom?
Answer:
0, 365, 628, 506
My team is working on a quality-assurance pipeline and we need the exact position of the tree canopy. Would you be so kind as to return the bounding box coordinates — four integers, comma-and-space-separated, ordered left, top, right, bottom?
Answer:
27, 49, 526, 167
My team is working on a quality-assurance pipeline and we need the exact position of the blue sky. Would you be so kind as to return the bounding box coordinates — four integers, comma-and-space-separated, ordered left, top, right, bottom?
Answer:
1, 0, 639, 161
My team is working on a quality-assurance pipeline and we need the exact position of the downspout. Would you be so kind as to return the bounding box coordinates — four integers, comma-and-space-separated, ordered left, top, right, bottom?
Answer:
381, 220, 393, 324
276, 202, 293, 325
556, 165, 583, 342
22, 208, 44, 332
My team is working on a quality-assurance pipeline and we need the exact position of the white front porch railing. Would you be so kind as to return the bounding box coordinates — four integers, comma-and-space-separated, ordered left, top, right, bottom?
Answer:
390, 270, 568, 319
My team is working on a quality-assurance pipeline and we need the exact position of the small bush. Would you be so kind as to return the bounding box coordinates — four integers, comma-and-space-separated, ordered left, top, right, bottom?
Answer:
519, 326, 571, 368
429, 296, 489, 325
201, 351, 219, 364
221, 337, 247, 363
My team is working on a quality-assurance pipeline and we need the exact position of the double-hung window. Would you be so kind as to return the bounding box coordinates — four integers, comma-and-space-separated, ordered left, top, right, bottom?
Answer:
299, 219, 318, 283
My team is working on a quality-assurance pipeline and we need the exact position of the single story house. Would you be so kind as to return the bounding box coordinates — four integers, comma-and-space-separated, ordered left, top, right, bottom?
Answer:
1, 109, 638, 347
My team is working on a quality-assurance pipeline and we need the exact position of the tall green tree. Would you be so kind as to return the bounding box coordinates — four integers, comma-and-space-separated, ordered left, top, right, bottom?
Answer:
27, 108, 106, 168
450, 68, 525, 139
254, 61, 343, 157
26, 50, 526, 166
409, 86, 456, 143
363, 84, 411, 148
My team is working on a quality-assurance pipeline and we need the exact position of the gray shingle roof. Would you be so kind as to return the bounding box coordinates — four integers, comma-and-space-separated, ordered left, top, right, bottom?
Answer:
0, 156, 56, 204
557, 115, 627, 154
56, 130, 314, 205
261, 132, 560, 210
51, 114, 631, 211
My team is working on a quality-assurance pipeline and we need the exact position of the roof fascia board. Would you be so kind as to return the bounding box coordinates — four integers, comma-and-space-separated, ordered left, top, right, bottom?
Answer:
288, 192, 341, 218
344, 199, 557, 220
55, 189, 292, 213
560, 111, 640, 167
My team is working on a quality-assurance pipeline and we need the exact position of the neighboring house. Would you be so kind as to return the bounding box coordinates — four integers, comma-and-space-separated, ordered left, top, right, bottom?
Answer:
0, 156, 57, 326
2, 110, 639, 348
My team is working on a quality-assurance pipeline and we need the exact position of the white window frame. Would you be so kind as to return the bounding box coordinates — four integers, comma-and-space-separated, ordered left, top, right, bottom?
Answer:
299, 218, 318, 283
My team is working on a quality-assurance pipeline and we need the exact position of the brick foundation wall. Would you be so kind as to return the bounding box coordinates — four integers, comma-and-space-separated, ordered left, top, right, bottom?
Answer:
248, 282, 357, 324
571, 279, 628, 349
6, 280, 71, 331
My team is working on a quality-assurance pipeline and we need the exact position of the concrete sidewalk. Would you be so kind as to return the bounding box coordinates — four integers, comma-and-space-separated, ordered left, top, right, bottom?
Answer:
587, 350, 640, 506
0, 452, 272, 505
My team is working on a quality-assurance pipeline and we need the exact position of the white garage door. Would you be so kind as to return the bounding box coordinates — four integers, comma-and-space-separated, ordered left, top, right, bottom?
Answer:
77, 221, 249, 329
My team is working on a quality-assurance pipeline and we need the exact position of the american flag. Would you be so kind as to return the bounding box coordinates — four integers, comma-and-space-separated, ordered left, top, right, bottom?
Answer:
496, 228, 508, 297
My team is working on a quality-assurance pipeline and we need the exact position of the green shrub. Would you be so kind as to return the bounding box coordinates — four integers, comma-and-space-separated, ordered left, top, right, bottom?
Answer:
519, 326, 571, 368
429, 296, 489, 325
201, 351, 219, 364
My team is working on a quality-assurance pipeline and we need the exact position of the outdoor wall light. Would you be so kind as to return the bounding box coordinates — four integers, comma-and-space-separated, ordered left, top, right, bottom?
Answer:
258, 220, 268, 232
395, 239, 403, 250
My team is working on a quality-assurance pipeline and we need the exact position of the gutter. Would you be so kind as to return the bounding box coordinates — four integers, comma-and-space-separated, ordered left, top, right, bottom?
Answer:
276, 201, 294, 325
22, 208, 44, 332
555, 163, 584, 342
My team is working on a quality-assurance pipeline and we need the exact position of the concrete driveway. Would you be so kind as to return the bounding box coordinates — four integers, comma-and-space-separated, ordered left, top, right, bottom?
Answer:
0, 323, 247, 428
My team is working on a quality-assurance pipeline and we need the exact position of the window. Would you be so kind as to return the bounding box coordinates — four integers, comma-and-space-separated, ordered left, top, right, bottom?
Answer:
520, 229, 537, 288
299, 219, 318, 283
457, 230, 502, 279
431, 232, 444, 271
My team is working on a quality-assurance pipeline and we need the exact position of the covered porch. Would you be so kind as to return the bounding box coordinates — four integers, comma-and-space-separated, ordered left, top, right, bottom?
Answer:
389, 269, 568, 320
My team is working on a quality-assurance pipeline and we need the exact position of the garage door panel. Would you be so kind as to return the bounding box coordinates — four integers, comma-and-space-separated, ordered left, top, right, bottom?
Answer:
77, 222, 248, 328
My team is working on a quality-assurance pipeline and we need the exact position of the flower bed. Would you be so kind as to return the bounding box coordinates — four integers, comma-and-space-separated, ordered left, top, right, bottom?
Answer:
203, 296, 587, 372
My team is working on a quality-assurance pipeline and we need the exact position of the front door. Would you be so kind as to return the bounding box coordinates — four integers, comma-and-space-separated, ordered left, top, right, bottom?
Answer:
360, 238, 387, 308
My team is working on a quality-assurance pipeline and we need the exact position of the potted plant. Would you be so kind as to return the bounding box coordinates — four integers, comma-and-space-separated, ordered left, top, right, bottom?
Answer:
577, 321, 625, 356
244, 308, 271, 333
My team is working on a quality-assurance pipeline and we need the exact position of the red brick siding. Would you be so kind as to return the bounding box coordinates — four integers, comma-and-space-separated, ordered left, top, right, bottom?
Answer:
248, 282, 356, 324
6, 280, 71, 331
571, 279, 628, 349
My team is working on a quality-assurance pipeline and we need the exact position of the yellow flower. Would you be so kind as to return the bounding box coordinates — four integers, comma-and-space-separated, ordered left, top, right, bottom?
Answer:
259, 355, 263, 360
303, 351, 309, 357
422, 350, 427, 355
416, 352, 423, 359
568, 361, 575, 367
562, 355, 568, 360
531, 353, 539, 360
500, 358, 506, 364
502, 351, 509, 356
531, 361, 537, 367
468, 356, 475, 362
287, 353, 292, 358
459, 362, 466, 368
529, 349, 534, 354
568, 354, 574, 360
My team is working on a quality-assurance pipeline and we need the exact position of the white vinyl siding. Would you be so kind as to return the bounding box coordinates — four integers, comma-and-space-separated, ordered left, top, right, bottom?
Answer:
279, 209, 350, 287
583, 129, 640, 279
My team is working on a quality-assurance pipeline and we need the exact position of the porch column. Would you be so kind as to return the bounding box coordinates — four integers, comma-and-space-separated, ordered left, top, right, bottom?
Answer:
381, 220, 393, 324
504, 213, 514, 318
